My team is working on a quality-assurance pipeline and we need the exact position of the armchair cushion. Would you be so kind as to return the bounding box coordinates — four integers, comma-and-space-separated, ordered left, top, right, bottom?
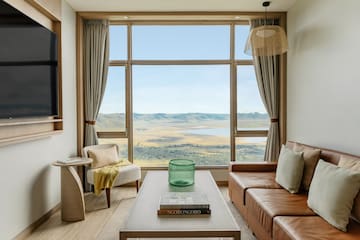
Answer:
88, 145, 119, 168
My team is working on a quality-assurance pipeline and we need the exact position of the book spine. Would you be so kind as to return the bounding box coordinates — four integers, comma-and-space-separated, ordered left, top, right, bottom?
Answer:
157, 209, 211, 215
159, 204, 210, 210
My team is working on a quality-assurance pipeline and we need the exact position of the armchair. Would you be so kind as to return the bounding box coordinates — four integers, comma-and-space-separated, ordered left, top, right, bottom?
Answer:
82, 144, 141, 208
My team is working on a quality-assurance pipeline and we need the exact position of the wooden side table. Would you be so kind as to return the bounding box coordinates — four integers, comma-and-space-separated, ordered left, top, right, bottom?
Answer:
53, 158, 92, 222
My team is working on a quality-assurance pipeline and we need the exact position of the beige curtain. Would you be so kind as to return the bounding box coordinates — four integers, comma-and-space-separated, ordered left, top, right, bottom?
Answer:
83, 20, 109, 146
249, 19, 281, 162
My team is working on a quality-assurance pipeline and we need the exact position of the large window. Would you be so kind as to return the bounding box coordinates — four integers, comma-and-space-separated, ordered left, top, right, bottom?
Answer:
96, 22, 270, 167
133, 65, 230, 167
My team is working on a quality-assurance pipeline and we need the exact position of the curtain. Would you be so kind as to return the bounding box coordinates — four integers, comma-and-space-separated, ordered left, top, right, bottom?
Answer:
83, 20, 109, 146
249, 19, 281, 162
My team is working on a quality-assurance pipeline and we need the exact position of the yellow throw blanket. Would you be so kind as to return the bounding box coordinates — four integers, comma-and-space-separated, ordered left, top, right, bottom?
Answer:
93, 161, 131, 195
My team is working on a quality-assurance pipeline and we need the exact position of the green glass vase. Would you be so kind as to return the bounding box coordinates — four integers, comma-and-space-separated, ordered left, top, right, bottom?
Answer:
168, 159, 195, 187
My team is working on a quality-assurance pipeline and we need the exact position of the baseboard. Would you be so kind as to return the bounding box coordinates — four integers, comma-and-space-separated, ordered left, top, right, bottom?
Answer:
216, 181, 228, 186
13, 203, 61, 240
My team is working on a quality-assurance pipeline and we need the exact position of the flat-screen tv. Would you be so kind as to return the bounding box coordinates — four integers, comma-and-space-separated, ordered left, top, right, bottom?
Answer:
0, 1, 58, 119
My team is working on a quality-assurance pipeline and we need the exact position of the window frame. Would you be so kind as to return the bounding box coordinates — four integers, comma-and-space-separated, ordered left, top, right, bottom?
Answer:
92, 20, 283, 166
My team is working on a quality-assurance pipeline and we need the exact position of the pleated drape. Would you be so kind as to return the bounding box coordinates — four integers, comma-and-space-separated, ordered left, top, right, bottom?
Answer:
83, 20, 109, 146
249, 19, 281, 162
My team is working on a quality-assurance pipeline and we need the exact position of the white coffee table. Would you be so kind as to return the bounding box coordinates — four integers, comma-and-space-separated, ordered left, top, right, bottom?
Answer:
119, 170, 240, 240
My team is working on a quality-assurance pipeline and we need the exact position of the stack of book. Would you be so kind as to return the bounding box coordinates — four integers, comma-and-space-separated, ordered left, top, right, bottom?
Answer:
157, 192, 211, 216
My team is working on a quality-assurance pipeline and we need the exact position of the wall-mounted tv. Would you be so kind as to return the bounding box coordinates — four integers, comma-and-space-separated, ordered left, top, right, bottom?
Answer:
0, 1, 58, 119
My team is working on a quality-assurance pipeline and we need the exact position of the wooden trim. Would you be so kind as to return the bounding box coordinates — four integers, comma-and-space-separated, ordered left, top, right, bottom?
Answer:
0, 130, 63, 147
78, 11, 286, 21
97, 131, 127, 138
216, 181, 228, 186
13, 203, 60, 240
230, 23, 236, 161
0, 0, 63, 147
131, 60, 231, 65
127, 24, 134, 163
235, 130, 268, 137
119, 230, 240, 240
76, 14, 85, 155
25, 0, 61, 21
109, 60, 127, 66
279, 13, 287, 145
53, 20, 63, 131
4, 0, 53, 30
76, 13, 287, 166
112, 60, 252, 66
0, 118, 62, 127
112, 20, 250, 25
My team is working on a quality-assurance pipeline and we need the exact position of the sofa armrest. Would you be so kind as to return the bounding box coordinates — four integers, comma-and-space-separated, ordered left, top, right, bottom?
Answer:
229, 161, 277, 172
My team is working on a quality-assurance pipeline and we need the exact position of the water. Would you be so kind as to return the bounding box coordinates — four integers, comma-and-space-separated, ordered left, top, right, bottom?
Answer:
183, 128, 230, 137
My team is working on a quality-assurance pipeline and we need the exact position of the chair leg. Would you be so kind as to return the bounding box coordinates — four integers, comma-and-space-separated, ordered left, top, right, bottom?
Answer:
136, 180, 139, 193
105, 188, 111, 208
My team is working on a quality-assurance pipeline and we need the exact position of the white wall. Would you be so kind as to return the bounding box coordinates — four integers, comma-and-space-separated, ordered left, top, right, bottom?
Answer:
287, 0, 360, 155
0, 1, 77, 239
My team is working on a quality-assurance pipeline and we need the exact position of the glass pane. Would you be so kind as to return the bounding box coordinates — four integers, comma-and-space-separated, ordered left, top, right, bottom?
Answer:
237, 65, 269, 130
97, 138, 128, 161
132, 25, 230, 60
236, 137, 266, 162
132, 65, 230, 167
235, 25, 252, 60
109, 25, 127, 60
96, 66, 126, 132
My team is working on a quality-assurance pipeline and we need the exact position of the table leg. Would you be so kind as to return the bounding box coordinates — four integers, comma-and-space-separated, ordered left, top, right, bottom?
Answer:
61, 166, 85, 221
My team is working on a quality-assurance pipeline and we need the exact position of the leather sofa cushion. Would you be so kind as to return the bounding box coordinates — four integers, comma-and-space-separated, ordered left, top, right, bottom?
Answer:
273, 216, 360, 240
229, 172, 281, 206
246, 188, 316, 235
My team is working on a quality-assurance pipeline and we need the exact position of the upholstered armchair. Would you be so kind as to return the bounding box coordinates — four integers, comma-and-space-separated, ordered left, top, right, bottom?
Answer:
82, 144, 141, 208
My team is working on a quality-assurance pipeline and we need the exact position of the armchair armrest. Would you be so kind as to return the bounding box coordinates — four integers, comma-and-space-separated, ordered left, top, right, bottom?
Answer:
229, 161, 277, 172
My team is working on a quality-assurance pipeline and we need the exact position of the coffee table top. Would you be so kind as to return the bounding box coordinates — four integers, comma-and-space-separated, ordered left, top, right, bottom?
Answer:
122, 170, 239, 232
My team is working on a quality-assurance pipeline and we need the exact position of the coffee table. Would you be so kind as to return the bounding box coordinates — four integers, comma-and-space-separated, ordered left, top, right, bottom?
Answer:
119, 170, 240, 240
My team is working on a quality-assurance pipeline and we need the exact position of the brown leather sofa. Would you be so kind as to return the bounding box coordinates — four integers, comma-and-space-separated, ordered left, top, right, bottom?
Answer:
228, 141, 360, 240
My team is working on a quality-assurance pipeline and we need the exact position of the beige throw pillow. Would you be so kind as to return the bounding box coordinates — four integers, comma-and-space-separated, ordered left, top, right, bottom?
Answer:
338, 155, 360, 172
294, 143, 321, 191
88, 146, 119, 169
338, 155, 360, 223
275, 145, 304, 193
308, 160, 360, 232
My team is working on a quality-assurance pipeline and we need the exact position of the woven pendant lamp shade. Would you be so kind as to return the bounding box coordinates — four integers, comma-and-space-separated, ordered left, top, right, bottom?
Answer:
244, 1, 288, 57
244, 25, 288, 56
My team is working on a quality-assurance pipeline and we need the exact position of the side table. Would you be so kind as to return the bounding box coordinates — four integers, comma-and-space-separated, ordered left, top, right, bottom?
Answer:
53, 157, 92, 222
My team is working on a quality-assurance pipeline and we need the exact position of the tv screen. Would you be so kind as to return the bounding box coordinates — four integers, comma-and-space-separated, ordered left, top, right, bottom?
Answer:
0, 1, 58, 119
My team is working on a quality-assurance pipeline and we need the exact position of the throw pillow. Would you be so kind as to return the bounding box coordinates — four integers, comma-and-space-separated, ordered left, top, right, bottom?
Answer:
88, 145, 119, 169
338, 155, 360, 172
338, 155, 360, 224
294, 143, 321, 191
275, 145, 304, 193
308, 160, 360, 232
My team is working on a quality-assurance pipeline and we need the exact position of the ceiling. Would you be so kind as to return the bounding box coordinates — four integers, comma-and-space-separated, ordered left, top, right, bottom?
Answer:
66, 0, 297, 12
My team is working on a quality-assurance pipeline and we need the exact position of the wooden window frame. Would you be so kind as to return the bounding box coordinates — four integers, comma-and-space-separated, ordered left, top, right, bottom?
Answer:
77, 13, 287, 166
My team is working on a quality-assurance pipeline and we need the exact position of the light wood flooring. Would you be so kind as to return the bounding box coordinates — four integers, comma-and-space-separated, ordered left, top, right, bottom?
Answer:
26, 187, 256, 240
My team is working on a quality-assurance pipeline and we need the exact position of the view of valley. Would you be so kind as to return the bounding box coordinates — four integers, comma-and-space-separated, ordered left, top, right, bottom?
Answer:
96, 113, 268, 166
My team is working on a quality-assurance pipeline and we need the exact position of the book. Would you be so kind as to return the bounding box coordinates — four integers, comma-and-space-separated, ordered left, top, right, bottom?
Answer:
56, 158, 85, 164
157, 208, 211, 215
159, 192, 210, 210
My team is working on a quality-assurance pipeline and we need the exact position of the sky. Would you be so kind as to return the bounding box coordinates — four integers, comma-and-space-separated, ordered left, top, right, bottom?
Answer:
99, 25, 267, 114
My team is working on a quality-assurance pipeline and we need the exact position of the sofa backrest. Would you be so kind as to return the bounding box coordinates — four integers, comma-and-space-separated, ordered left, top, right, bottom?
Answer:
287, 141, 360, 223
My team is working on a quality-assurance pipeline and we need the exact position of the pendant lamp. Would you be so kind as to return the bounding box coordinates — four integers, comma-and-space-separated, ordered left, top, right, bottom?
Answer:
244, 1, 288, 56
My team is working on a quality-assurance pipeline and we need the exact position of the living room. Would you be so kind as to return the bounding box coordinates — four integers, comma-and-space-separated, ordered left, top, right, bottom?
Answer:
0, 0, 359, 240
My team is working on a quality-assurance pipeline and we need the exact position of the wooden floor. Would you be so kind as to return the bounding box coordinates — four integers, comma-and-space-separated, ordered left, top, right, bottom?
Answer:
26, 187, 257, 240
